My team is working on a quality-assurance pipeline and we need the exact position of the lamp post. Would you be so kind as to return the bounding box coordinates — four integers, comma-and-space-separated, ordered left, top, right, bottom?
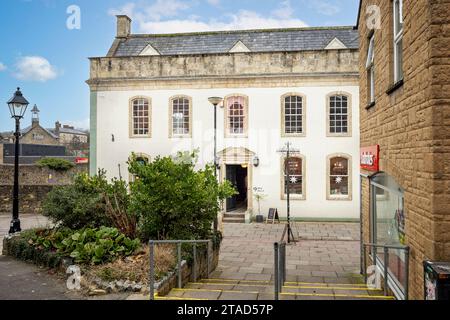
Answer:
277, 142, 300, 244
7, 88, 29, 234
208, 97, 223, 232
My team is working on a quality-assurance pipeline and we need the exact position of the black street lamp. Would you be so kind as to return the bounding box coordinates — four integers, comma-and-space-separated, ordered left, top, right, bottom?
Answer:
208, 96, 223, 232
7, 88, 29, 234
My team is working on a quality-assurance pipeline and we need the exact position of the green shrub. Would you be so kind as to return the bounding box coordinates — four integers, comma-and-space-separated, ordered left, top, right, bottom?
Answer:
29, 227, 140, 265
128, 150, 237, 241
37, 158, 75, 171
42, 170, 136, 237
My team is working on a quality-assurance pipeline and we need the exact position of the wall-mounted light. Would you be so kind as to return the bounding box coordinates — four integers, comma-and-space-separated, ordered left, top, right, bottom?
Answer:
253, 156, 260, 167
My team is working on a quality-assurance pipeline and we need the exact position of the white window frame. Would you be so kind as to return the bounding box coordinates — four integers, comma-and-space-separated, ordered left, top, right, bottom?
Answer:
129, 97, 151, 138
281, 93, 306, 137
326, 93, 352, 137
224, 95, 248, 138
393, 0, 404, 83
366, 34, 375, 104
169, 95, 192, 138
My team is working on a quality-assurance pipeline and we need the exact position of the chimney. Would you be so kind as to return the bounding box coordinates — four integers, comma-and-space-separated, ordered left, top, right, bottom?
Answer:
116, 15, 131, 38
55, 121, 61, 136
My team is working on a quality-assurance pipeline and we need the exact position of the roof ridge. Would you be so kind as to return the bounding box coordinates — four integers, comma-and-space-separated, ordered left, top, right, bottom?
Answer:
127, 26, 356, 38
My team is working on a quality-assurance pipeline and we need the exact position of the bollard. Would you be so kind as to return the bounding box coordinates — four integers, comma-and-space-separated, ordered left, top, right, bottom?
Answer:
274, 242, 279, 300
177, 242, 182, 288
149, 241, 155, 300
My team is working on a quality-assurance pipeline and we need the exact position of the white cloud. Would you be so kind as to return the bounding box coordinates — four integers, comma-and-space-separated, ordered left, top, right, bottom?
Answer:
109, 0, 191, 21
206, 0, 220, 6
14, 56, 58, 82
109, 2, 308, 34
309, 0, 340, 16
0, 62, 6, 71
272, 0, 294, 19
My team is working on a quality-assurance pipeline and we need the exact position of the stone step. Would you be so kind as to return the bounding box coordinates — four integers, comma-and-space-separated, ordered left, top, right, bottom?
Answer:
223, 213, 245, 219
222, 218, 245, 223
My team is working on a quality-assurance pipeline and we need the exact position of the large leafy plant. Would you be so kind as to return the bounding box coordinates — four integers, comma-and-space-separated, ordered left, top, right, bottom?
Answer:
128, 151, 237, 240
28, 227, 140, 265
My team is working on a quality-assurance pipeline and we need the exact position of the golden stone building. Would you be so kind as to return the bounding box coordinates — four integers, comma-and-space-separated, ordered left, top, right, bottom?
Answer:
358, 0, 450, 300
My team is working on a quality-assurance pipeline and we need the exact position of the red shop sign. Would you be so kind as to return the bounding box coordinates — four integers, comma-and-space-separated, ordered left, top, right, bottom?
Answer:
75, 157, 89, 164
360, 145, 380, 172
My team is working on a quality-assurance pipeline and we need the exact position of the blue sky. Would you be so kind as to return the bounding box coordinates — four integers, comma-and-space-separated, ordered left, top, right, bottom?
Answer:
0, 0, 359, 132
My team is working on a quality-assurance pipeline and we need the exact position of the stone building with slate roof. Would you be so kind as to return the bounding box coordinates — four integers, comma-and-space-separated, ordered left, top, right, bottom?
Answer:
88, 15, 360, 222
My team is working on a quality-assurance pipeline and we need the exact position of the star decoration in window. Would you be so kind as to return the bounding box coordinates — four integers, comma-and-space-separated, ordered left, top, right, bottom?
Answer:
290, 176, 298, 184
335, 176, 343, 184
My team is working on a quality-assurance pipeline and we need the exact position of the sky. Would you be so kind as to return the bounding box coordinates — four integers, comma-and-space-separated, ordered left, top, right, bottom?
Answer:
0, 0, 360, 132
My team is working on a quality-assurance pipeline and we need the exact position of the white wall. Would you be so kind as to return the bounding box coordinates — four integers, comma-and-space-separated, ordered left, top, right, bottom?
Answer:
95, 85, 360, 219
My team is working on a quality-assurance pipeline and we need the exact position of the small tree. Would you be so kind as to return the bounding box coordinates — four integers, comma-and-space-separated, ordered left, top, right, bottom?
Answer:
128, 151, 236, 240
254, 192, 267, 216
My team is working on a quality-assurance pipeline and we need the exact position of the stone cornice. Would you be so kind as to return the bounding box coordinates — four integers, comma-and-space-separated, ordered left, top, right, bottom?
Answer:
88, 50, 359, 90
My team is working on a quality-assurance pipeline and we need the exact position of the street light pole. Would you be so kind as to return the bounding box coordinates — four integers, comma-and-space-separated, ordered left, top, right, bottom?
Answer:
208, 97, 223, 233
7, 88, 29, 234
10, 117, 21, 233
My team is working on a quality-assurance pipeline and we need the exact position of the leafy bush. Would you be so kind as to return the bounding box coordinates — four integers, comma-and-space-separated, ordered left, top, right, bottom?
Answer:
128, 151, 237, 241
42, 170, 136, 237
28, 227, 140, 265
42, 172, 112, 229
37, 158, 75, 171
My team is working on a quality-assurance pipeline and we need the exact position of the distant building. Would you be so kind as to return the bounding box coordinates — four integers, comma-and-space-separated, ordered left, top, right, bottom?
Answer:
19, 105, 60, 146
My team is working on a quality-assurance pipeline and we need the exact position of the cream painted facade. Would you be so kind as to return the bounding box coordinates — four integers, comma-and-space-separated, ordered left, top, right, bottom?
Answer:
93, 84, 360, 220
89, 16, 361, 221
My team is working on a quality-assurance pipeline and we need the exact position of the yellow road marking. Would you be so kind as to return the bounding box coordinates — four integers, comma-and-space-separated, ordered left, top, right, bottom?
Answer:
280, 292, 395, 300
283, 285, 378, 291
173, 288, 260, 295
202, 278, 369, 288
155, 296, 208, 301
189, 282, 376, 291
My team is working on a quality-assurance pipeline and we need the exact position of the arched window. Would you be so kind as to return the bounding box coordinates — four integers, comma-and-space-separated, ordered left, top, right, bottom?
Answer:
281, 156, 306, 200
225, 95, 248, 137
281, 94, 305, 136
130, 97, 151, 137
129, 153, 150, 182
327, 93, 351, 137
327, 154, 352, 200
169, 96, 192, 137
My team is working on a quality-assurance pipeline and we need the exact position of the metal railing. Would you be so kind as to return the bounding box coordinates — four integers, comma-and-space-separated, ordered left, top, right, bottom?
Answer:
363, 243, 410, 300
149, 240, 212, 300
274, 242, 287, 300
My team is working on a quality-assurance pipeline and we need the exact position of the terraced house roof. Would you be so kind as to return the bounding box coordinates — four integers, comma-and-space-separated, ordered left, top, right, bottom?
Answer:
113, 26, 359, 57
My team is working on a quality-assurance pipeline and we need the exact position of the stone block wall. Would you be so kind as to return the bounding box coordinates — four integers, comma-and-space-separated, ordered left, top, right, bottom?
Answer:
0, 164, 88, 214
358, 0, 450, 299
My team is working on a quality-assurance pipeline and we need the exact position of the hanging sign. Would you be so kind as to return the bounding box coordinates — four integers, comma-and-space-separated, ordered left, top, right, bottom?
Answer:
360, 145, 380, 172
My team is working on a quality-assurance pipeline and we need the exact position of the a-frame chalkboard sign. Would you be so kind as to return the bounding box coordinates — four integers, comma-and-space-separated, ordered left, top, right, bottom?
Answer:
266, 208, 280, 224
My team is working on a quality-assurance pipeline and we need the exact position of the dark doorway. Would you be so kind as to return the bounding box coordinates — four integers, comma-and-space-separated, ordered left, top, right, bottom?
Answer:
226, 165, 248, 212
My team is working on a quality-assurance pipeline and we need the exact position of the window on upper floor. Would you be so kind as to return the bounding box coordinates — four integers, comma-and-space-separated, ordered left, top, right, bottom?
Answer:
393, 0, 404, 83
366, 34, 375, 105
130, 97, 151, 137
281, 156, 306, 200
327, 154, 352, 200
327, 94, 351, 137
169, 96, 192, 137
225, 95, 248, 137
281, 94, 306, 137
